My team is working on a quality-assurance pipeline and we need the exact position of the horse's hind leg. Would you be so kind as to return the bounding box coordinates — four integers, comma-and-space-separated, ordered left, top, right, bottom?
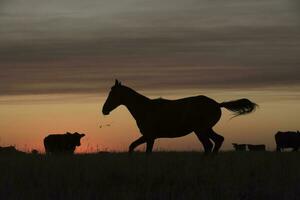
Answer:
208, 129, 224, 153
195, 131, 213, 153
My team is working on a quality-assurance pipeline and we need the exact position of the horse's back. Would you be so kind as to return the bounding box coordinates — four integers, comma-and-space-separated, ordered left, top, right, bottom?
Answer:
151, 95, 219, 113
152, 95, 217, 105
143, 95, 221, 137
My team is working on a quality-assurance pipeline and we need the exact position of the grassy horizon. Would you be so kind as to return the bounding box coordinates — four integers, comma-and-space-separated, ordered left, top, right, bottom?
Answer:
1, 152, 300, 200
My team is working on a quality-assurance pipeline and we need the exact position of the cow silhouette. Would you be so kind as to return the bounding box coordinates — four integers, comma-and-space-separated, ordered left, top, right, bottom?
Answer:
275, 131, 300, 152
247, 144, 266, 151
102, 80, 257, 154
44, 132, 85, 154
232, 143, 247, 151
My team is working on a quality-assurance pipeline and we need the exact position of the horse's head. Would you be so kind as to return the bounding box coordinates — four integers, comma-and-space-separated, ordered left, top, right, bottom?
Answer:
102, 79, 124, 115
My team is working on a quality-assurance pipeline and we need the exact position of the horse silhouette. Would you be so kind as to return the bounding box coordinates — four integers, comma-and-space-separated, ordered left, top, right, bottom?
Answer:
102, 80, 257, 153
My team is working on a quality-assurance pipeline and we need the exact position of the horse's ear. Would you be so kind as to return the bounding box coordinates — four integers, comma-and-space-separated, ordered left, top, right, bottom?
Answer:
115, 79, 122, 86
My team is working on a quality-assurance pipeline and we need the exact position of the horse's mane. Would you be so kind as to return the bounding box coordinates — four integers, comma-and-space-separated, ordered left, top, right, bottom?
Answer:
121, 85, 150, 101
151, 97, 171, 104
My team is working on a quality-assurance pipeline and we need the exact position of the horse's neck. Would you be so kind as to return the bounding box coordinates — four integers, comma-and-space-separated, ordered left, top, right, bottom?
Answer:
123, 90, 150, 120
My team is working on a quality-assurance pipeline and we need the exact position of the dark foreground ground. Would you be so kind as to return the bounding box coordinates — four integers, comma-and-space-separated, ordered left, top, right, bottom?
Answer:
1, 152, 300, 200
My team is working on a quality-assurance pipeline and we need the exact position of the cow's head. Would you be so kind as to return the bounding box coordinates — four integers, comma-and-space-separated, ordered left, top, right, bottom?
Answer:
69, 132, 85, 146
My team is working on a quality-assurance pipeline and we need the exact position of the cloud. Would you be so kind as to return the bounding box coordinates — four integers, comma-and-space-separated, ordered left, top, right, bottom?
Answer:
0, 0, 299, 96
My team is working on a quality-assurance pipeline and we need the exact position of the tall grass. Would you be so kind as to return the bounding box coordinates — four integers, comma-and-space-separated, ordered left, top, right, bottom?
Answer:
0, 152, 300, 200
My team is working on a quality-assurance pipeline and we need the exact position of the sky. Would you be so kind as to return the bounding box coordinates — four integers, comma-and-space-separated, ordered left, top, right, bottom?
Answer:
0, 0, 299, 152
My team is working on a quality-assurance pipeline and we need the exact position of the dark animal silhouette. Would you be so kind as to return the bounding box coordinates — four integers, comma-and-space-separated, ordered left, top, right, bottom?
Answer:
247, 144, 266, 151
275, 131, 300, 152
102, 80, 257, 153
0, 146, 25, 154
232, 143, 247, 151
0, 146, 16, 151
44, 132, 85, 154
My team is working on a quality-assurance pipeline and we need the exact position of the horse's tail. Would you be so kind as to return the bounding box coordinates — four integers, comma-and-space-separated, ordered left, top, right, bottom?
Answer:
219, 98, 258, 117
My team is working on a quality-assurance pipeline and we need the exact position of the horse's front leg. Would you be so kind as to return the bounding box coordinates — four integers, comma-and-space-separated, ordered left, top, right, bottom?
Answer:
129, 136, 146, 153
146, 139, 155, 154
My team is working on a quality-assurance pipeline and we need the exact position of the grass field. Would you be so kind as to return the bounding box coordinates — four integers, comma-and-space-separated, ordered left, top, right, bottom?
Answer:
1, 152, 300, 200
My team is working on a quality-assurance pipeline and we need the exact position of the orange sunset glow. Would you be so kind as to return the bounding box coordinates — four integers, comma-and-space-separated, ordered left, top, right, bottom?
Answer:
0, 86, 299, 153
0, 0, 299, 153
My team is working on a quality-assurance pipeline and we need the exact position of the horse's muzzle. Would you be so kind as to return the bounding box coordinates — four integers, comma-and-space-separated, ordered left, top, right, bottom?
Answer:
102, 109, 110, 115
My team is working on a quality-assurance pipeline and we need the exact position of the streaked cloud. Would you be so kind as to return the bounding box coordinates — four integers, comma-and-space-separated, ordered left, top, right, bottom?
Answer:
0, 0, 299, 95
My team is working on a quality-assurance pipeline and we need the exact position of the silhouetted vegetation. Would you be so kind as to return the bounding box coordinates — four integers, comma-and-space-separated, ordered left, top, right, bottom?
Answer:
1, 152, 300, 200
